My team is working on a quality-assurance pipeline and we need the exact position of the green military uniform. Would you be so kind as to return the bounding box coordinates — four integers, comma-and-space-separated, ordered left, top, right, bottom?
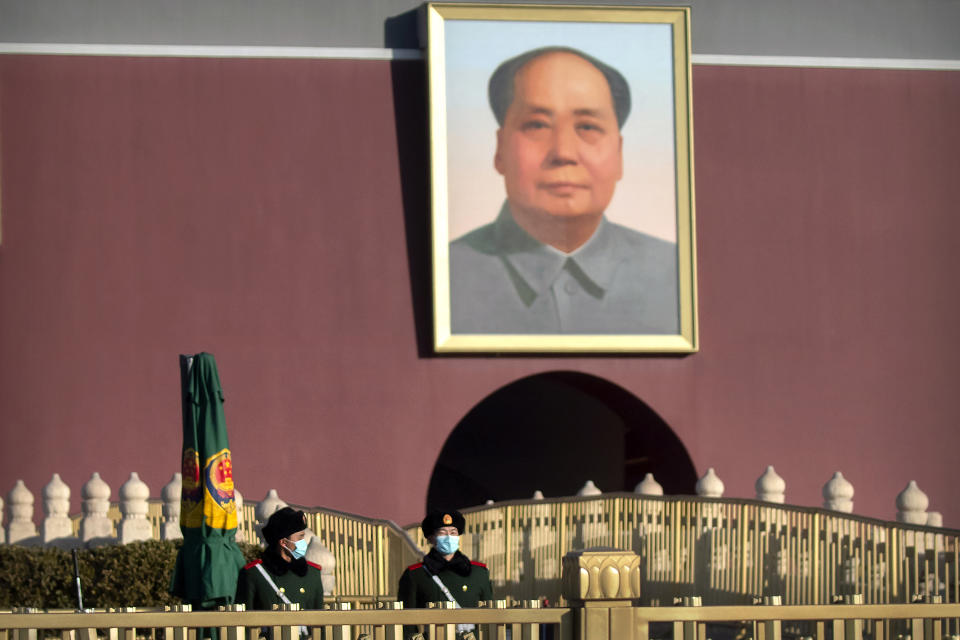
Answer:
398, 548, 493, 608
399, 509, 493, 639
236, 549, 325, 610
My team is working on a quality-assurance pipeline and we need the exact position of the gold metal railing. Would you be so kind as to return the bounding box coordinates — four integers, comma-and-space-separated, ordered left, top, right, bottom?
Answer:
235, 501, 426, 596
5, 550, 960, 640
628, 603, 960, 640
405, 494, 960, 606
286, 504, 422, 598
0, 603, 569, 640
4, 602, 960, 640
62, 494, 959, 606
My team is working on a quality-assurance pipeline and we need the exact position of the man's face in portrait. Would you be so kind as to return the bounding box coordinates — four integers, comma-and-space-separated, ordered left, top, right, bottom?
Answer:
494, 51, 623, 224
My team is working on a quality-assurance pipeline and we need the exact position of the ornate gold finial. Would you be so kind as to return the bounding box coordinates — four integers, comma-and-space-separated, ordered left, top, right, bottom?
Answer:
561, 549, 641, 602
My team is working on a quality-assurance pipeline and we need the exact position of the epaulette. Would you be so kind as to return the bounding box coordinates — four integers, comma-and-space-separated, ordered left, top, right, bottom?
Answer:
407, 562, 424, 571
244, 559, 263, 570
306, 560, 322, 571
471, 561, 487, 568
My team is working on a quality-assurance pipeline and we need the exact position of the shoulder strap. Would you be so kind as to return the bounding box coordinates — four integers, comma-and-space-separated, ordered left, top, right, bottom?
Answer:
255, 563, 292, 605
421, 563, 461, 608
422, 563, 477, 635
254, 564, 309, 637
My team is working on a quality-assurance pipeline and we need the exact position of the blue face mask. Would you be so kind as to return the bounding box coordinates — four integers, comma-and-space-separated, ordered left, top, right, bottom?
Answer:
286, 538, 308, 560
435, 534, 460, 555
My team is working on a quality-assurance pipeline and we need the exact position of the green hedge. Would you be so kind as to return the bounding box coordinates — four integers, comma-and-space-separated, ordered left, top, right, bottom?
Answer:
0, 540, 261, 609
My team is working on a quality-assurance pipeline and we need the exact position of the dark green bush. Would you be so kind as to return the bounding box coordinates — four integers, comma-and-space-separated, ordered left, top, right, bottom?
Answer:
0, 540, 261, 609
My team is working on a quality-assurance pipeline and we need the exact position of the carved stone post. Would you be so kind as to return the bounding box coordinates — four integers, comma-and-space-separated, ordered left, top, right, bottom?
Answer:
118, 472, 152, 544
234, 488, 247, 543
633, 474, 663, 496
896, 481, 929, 525
80, 472, 113, 544
755, 466, 786, 503
577, 481, 601, 497
306, 537, 337, 595
695, 468, 725, 498
7, 480, 38, 544
562, 549, 642, 640
823, 472, 854, 513
41, 473, 75, 546
255, 489, 287, 545
161, 472, 183, 540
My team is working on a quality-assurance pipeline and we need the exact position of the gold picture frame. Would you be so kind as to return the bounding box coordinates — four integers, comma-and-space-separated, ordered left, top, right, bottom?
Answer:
428, 3, 697, 353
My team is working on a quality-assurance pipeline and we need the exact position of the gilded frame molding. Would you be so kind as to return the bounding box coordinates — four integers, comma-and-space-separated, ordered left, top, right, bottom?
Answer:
428, 3, 697, 353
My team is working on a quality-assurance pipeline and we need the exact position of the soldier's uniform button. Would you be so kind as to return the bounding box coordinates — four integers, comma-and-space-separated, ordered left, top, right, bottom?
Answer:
300, 588, 305, 593
279, 588, 285, 594
462, 585, 468, 591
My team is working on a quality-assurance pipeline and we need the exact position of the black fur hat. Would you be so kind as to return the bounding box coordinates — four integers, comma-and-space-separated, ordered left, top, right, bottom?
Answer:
421, 509, 466, 537
262, 506, 307, 545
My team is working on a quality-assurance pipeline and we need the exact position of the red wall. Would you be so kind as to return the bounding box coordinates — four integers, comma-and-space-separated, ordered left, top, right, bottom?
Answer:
0, 56, 957, 527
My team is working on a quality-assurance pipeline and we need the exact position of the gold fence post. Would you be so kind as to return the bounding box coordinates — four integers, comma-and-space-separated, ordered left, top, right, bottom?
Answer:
377, 525, 386, 598
481, 599, 508, 640
164, 603, 192, 640
843, 594, 864, 640
758, 596, 782, 640
163, 605, 174, 640
376, 600, 403, 640
505, 505, 513, 589
520, 599, 541, 640
559, 503, 569, 579
14, 608, 37, 640
911, 615, 924, 640
679, 597, 704, 640
219, 603, 245, 640
889, 527, 900, 603
280, 603, 298, 640
328, 601, 352, 640
70, 629, 96, 640
432, 600, 457, 640
561, 549, 641, 640
812, 512, 821, 605
925, 594, 944, 640
106, 608, 119, 640
119, 607, 136, 640
833, 617, 846, 640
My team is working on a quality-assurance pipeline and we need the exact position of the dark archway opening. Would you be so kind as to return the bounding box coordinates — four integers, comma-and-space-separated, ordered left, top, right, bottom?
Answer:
426, 371, 697, 512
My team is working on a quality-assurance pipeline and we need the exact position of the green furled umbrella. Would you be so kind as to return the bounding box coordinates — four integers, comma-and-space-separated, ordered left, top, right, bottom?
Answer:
170, 353, 245, 609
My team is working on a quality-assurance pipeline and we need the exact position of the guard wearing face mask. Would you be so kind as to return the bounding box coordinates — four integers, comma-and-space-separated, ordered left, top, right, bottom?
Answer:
236, 507, 324, 615
398, 509, 493, 639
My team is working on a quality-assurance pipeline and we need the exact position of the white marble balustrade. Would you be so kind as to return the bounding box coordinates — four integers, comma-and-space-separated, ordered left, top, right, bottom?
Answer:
1, 467, 944, 552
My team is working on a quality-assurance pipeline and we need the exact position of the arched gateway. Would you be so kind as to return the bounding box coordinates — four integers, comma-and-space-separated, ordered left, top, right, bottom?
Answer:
426, 371, 697, 512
